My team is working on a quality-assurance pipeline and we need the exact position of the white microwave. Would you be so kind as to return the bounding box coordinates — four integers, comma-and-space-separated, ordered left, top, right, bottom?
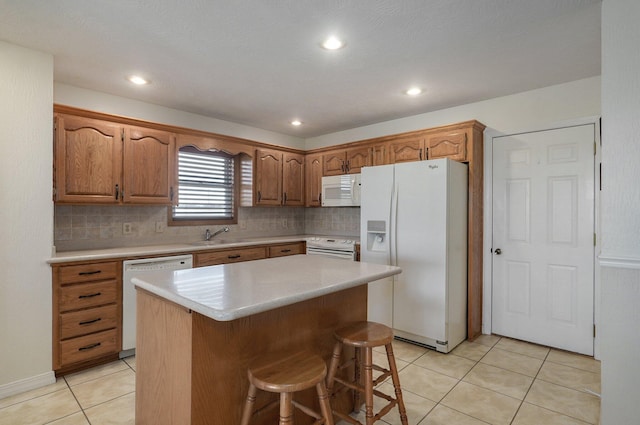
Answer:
321, 174, 361, 207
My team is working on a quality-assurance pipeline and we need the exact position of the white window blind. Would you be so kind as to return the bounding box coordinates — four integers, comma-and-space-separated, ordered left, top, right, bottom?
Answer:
172, 147, 235, 220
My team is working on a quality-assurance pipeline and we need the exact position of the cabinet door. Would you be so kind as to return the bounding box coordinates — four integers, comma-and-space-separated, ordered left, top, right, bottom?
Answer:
426, 129, 468, 162
54, 114, 123, 203
345, 147, 372, 173
255, 148, 282, 205
123, 126, 175, 204
372, 144, 388, 166
322, 150, 346, 176
305, 153, 323, 207
195, 247, 267, 267
388, 136, 426, 163
282, 152, 304, 206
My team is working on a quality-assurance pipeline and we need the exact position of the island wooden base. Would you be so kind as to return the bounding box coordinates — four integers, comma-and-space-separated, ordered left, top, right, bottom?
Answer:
136, 285, 367, 425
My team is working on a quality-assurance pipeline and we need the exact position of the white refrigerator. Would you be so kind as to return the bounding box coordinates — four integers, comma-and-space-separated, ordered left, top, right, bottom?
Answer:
360, 158, 468, 353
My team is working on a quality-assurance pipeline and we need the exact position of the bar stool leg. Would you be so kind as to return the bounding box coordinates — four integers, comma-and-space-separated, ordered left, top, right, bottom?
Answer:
240, 383, 257, 425
279, 392, 294, 425
363, 347, 375, 425
385, 343, 409, 425
326, 341, 342, 395
353, 346, 362, 413
316, 381, 335, 425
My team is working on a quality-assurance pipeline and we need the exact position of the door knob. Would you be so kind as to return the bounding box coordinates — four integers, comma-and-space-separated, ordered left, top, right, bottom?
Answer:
494, 248, 502, 255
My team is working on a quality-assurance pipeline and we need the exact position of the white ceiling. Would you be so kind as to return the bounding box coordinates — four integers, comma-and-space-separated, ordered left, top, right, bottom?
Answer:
0, 0, 601, 138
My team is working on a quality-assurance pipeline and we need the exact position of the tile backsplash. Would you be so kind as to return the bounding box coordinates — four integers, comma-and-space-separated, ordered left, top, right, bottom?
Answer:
54, 205, 360, 251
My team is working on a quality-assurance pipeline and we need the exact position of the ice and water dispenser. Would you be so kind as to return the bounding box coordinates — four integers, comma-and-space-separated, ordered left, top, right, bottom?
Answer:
366, 220, 388, 253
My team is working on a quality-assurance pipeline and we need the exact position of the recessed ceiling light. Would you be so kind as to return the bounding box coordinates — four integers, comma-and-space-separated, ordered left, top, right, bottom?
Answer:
128, 75, 149, 85
405, 87, 423, 96
321, 36, 345, 50
290, 120, 302, 126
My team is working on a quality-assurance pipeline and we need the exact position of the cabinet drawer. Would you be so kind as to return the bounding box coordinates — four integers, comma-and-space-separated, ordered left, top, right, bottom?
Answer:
195, 247, 267, 267
58, 262, 118, 284
59, 281, 118, 312
60, 328, 119, 366
268, 242, 305, 258
60, 304, 118, 339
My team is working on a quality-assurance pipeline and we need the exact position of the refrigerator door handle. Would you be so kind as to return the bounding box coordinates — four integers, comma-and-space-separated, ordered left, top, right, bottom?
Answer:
390, 182, 398, 266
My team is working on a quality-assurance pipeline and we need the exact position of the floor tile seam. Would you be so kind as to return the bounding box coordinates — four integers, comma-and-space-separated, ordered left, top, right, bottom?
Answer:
515, 401, 592, 425
0, 386, 80, 414
521, 395, 598, 425
543, 358, 601, 375
65, 366, 134, 388
532, 375, 601, 398
408, 360, 473, 381
477, 358, 541, 379
487, 346, 549, 363
77, 390, 136, 412
441, 380, 524, 425
432, 400, 495, 425
41, 410, 88, 425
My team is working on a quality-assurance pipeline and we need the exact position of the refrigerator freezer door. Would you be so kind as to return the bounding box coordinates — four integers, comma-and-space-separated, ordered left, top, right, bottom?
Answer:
392, 160, 449, 343
361, 164, 394, 327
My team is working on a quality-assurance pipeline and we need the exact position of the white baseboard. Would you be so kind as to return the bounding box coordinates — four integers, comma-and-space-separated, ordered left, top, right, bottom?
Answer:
0, 371, 56, 400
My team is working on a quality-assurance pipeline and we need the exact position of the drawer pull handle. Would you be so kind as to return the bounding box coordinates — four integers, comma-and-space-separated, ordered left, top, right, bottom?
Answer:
78, 292, 102, 299
78, 342, 101, 352
227, 255, 241, 259
281, 249, 292, 253
78, 270, 102, 276
79, 318, 102, 326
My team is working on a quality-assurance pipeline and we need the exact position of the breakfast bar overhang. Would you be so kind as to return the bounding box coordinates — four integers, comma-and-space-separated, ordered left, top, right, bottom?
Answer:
132, 255, 401, 425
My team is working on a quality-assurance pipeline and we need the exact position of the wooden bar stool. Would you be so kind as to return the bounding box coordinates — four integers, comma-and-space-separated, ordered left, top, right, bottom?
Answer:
240, 350, 335, 425
326, 321, 408, 425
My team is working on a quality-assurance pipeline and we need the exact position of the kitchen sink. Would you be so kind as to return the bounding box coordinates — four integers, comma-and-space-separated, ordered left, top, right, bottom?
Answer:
189, 239, 247, 246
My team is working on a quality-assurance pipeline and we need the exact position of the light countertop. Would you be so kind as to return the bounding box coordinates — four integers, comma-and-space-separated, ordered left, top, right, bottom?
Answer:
48, 234, 354, 263
132, 254, 400, 321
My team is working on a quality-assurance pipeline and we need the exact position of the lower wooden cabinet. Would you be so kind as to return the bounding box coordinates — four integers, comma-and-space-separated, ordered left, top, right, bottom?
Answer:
195, 246, 267, 267
267, 242, 305, 258
52, 261, 122, 375
51, 240, 307, 374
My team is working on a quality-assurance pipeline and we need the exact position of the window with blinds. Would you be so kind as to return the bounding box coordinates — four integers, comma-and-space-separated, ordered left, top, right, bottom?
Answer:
172, 146, 236, 222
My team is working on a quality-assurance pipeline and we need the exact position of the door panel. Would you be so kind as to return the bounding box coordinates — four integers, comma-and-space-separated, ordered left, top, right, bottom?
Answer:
492, 124, 595, 355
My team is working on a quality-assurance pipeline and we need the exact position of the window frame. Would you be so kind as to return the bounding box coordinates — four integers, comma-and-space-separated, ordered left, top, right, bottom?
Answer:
168, 146, 239, 226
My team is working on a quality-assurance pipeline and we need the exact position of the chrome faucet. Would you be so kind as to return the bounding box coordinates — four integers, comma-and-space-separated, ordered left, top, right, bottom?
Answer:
204, 226, 229, 241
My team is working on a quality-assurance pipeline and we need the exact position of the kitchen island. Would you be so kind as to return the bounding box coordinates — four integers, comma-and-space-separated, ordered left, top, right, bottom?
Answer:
133, 254, 401, 425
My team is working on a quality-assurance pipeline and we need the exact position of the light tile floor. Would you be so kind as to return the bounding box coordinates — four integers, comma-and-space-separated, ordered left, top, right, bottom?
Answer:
0, 336, 600, 425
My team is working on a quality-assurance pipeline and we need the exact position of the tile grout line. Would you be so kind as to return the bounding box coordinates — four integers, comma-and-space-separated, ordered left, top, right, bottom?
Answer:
62, 375, 93, 425
506, 347, 550, 425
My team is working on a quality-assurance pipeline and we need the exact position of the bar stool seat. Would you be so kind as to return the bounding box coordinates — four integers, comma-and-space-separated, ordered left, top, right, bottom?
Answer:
240, 350, 335, 425
326, 321, 408, 425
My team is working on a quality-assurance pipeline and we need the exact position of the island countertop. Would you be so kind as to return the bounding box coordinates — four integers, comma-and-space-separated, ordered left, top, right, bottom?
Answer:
132, 254, 401, 321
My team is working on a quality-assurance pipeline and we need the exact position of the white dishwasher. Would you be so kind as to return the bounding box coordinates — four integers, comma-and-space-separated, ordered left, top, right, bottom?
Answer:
121, 254, 193, 357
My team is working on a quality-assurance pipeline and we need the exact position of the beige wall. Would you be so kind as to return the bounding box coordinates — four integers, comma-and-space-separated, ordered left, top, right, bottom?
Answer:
306, 76, 601, 149
0, 41, 54, 393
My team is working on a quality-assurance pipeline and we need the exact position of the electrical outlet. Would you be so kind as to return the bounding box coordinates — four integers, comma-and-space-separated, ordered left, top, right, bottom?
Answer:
281, 219, 288, 228
239, 221, 247, 230
123, 222, 132, 235
155, 221, 165, 233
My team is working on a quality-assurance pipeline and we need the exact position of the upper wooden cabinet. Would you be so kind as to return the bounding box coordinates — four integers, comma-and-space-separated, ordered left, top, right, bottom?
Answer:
123, 126, 175, 204
305, 153, 323, 207
255, 148, 304, 206
54, 114, 123, 204
54, 113, 175, 205
255, 148, 282, 206
388, 135, 426, 164
322, 146, 371, 176
426, 128, 468, 162
282, 152, 305, 206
